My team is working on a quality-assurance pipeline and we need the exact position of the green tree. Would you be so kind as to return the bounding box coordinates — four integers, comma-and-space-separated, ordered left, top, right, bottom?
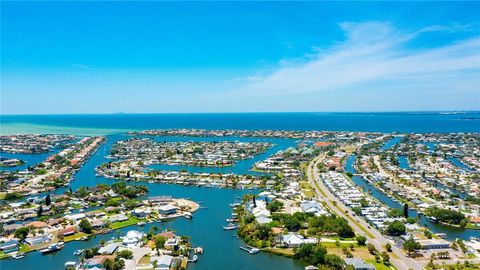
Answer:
294, 244, 327, 265
4, 192, 22, 200
103, 259, 113, 270
356, 235, 367, 246
403, 203, 409, 218
403, 237, 420, 256
105, 198, 121, 207
79, 219, 92, 234
387, 221, 406, 236
427, 207, 465, 225
266, 200, 284, 212
381, 251, 390, 265
385, 242, 392, 252
14, 227, 30, 240
117, 250, 133, 259
45, 194, 51, 206
324, 254, 345, 269
154, 235, 166, 250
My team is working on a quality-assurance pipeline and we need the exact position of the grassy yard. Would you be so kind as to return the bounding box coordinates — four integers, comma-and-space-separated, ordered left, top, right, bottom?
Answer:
327, 246, 371, 260
109, 216, 140, 229
465, 223, 480, 230
0, 192, 6, 200
138, 256, 151, 265
0, 251, 10, 260
300, 181, 315, 199
321, 242, 358, 248
365, 259, 397, 270
0, 245, 32, 260
263, 247, 295, 258
64, 232, 89, 242
19, 244, 31, 253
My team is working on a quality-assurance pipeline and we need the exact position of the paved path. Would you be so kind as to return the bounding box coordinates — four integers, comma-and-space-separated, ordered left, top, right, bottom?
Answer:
307, 154, 422, 270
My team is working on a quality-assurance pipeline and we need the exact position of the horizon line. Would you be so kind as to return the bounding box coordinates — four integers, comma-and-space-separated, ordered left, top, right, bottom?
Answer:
1, 110, 479, 116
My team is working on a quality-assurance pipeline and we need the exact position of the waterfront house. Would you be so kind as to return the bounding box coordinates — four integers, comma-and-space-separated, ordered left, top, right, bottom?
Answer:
277, 233, 317, 248
98, 243, 119, 255
27, 221, 49, 229
3, 224, 23, 236
122, 230, 144, 246
83, 257, 104, 269
60, 226, 78, 236
164, 237, 180, 250
47, 217, 64, 227
25, 234, 51, 246
155, 232, 174, 242
91, 219, 106, 230
65, 213, 86, 222
0, 239, 19, 253
131, 208, 149, 218
158, 205, 177, 215
109, 213, 128, 222
469, 216, 480, 227
150, 255, 173, 270
256, 215, 273, 225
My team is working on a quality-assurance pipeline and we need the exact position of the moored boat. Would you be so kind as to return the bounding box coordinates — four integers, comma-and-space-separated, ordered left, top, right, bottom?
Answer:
11, 252, 24, 259
223, 223, 238, 230
40, 242, 64, 254
65, 261, 76, 269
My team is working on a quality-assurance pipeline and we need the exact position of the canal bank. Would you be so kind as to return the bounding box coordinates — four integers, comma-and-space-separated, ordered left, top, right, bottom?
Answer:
344, 155, 480, 241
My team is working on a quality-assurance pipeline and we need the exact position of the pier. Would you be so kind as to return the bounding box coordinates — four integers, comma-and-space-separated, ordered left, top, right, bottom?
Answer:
239, 245, 260, 254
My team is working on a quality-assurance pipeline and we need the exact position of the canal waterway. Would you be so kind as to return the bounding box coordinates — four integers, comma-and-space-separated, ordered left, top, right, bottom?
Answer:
344, 155, 479, 241
381, 136, 403, 150
397, 155, 411, 170
1, 133, 303, 270
449, 157, 475, 173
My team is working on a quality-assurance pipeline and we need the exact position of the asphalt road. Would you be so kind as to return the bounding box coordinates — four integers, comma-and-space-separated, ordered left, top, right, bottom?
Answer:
307, 155, 422, 270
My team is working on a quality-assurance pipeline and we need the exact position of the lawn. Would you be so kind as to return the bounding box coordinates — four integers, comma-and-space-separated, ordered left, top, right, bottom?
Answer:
365, 259, 396, 270
64, 232, 89, 242
19, 244, 31, 253
109, 216, 140, 229
321, 242, 357, 248
138, 256, 151, 265
0, 251, 10, 260
465, 223, 480, 230
263, 247, 295, 257
327, 246, 372, 260
0, 192, 6, 200
302, 189, 314, 198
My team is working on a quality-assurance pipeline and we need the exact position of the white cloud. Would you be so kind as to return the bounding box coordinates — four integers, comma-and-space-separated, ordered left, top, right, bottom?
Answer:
224, 21, 480, 100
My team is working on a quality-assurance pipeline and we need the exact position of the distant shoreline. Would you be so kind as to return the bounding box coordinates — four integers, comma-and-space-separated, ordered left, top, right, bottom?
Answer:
2, 111, 480, 116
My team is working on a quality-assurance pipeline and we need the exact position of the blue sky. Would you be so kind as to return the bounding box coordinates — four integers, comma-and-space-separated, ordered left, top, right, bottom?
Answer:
1, 1, 479, 114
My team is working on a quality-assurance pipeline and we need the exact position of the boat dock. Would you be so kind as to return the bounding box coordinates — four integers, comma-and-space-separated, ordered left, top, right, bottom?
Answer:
239, 245, 260, 254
